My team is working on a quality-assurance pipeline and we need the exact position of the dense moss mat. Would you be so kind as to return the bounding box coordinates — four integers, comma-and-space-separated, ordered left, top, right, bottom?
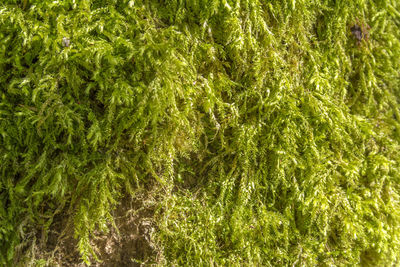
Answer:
1, 0, 400, 265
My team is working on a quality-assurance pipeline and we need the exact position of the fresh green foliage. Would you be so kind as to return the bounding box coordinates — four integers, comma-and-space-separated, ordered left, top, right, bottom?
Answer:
1, 0, 400, 266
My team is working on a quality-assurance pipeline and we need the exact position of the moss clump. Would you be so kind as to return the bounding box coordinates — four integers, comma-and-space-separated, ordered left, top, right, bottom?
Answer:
1, 0, 400, 265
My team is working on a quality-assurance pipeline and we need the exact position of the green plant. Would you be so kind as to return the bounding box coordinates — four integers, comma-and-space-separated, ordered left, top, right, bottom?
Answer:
1, 0, 400, 266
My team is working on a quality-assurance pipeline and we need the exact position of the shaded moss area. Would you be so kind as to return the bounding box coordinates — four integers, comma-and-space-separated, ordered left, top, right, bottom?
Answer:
1, 0, 400, 265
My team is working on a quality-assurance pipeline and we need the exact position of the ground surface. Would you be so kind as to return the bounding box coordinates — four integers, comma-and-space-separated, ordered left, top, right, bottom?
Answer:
24, 195, 157, 266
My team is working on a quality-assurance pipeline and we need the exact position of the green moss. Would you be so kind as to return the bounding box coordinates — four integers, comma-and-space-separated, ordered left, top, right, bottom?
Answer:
1, 0, 400, 265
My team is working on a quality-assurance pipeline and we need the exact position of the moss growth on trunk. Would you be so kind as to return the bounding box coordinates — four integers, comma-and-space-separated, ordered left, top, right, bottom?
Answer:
1, 0, 400, 265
